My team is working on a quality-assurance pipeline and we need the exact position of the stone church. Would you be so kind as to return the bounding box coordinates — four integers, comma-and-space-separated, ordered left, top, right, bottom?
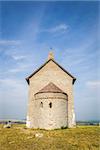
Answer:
26, 52, 76, 129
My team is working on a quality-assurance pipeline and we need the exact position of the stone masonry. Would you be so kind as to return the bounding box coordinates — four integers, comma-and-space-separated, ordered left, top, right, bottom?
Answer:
26, 52, 76, 129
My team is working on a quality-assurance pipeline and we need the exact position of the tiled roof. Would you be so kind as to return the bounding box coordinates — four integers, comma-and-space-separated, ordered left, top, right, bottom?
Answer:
37, 82, 64, 94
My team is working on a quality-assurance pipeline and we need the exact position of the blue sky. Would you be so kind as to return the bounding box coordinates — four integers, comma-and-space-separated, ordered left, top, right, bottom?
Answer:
0, 1, 99, 121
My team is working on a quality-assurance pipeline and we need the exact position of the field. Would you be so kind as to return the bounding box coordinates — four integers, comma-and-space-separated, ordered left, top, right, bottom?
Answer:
0, 124, 99, 150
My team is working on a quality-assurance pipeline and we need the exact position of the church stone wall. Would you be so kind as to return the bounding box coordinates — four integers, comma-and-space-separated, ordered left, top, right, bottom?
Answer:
26, 60, 76, 128
33, 92, 68, 129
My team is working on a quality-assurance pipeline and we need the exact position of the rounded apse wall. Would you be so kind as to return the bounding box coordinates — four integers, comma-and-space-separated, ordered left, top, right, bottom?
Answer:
34, 92, 68, 129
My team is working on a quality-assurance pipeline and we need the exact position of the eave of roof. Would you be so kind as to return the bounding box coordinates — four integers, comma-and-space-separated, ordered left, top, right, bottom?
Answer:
25, 59, 76, 85
35, 82, 67, 96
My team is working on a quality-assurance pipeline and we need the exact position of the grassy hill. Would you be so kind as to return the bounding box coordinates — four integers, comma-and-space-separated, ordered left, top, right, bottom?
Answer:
0, 124, 99, 150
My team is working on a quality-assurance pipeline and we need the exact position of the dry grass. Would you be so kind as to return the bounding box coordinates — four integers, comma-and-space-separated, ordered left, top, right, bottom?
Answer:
0, 124, 99, 150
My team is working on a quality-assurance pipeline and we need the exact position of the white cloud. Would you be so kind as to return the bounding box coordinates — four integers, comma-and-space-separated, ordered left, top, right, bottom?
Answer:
8, 68, 24, 73
8, 64, 31, 73
40, 24, 69, 33
0, 78, 24, 88
0, 77, 27, 120
11, 55, 27, 60
0, 40, 20, 45
86, 81, 100, 88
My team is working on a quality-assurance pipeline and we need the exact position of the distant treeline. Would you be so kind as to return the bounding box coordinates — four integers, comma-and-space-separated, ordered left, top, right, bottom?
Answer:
0, 120, 26, 124
0, 120, 99, 126
76, 121, 99, 126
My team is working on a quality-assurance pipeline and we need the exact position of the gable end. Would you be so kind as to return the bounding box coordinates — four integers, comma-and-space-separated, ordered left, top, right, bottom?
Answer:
26, 59, 76, 85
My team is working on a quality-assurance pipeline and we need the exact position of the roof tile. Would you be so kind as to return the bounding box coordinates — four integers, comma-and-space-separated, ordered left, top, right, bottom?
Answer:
37, 82, 64, 93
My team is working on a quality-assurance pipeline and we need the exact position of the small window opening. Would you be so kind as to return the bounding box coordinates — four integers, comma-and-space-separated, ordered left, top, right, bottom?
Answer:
49, 102, 52, 108
40, 102, 43, 108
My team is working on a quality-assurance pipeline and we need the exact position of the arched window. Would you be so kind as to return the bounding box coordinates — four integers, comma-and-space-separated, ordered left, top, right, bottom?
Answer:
49, 102, 52, 108
40, 102, 43, 108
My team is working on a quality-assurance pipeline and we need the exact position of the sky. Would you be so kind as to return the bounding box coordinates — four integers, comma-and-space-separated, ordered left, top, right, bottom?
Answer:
0, 1, 99, 121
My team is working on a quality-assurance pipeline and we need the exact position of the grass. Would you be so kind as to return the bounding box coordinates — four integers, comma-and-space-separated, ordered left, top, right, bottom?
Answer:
0, 124, 99, 150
